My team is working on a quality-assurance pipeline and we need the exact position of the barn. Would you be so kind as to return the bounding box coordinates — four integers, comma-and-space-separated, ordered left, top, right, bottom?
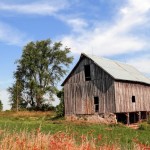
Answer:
61, 53, 150, 124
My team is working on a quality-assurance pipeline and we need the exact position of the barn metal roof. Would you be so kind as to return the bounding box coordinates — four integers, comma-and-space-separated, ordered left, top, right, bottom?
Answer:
62, 53, 150, 85
84, 53, 150, 85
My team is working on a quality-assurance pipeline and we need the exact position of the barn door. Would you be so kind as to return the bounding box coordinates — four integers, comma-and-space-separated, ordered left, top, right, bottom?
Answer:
94, 97, 99, 113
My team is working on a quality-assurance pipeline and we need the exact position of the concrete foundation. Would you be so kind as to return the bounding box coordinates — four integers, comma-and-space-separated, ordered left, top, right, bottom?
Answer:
65, 113, 117, 124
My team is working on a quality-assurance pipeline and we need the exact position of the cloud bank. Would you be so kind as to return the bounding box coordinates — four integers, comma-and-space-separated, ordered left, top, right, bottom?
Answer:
0, 22, 30, 46
0, 0, 149, 75
0, 0, 69, 46
62, 0, 150, 55
0, 0, 68, 15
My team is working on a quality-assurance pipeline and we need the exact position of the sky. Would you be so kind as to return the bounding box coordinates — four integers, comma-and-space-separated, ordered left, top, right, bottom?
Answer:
0, 0, 150, 110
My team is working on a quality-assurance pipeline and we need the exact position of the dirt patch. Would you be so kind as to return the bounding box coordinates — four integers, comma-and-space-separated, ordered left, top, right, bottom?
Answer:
65, 113, 117, 124
127, 123, 139, 130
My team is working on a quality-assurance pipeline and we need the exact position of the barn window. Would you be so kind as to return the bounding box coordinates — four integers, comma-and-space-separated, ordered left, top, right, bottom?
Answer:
132, 96, 136, 103
84, 65, 91, 81
94, 97, 99, 112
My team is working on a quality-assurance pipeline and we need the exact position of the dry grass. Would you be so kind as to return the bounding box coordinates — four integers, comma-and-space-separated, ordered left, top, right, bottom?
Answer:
0, 111, 54, 118
0, 129, 120, 150
0, 129, 149, 150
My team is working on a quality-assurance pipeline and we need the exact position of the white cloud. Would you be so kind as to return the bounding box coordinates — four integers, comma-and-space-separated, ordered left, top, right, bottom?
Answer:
0, 22, 30, 46
0, 0, 68, 15
0, 1, 87, 33
0, 89, 10, 110
64, 18, 88, 32
61, 0, 150, 56
0, 0, 70, 46
127, 54, 150, 76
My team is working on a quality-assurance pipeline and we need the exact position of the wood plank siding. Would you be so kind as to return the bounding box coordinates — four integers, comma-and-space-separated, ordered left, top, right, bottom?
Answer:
114, 81, 150, 113
63, 53, 150, 125
64, 56, 116, 115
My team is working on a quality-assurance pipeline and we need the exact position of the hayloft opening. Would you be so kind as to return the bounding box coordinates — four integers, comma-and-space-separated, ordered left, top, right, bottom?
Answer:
132, 96, 135, 103
84, 65, 91, 81
94, 97, 99, 112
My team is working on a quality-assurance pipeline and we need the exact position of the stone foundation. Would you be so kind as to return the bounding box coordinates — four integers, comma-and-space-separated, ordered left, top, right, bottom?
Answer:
65, 113, 117, 124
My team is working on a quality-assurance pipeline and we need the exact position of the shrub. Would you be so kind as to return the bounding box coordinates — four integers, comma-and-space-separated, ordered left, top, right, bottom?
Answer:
55, 89, 64, 117
138, 123, 148, 130
147, 116, 150, 124
27, 104, 55, 111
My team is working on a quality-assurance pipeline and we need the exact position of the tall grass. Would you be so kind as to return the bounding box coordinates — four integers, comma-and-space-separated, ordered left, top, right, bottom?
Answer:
0, 129, 149, 150
0, 129, 119, 150
0, 111, 150, 149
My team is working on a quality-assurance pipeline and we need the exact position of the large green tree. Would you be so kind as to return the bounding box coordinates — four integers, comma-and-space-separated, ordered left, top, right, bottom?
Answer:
9, 39, 73, 110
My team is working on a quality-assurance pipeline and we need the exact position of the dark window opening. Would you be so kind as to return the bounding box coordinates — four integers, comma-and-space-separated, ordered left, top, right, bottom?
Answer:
94, 97, 99, 104
94, 97, 99, 112
141, 111, 147, 120
95, 105, 99, 112
84, 65, 91, 81
116, 112, 139, 124
132, 96, 135, 103
116, 113, 127, 124
130, 112, 138, 124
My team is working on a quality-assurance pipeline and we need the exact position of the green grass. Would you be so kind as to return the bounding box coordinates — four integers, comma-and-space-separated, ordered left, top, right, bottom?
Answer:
0, 111, 150, 149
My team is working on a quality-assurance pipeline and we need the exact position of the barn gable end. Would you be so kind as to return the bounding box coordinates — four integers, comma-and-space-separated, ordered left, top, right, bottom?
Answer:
64, 55, 116, 115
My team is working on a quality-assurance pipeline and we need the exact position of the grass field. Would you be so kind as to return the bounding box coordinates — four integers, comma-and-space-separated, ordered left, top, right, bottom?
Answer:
0, 111, 150, 149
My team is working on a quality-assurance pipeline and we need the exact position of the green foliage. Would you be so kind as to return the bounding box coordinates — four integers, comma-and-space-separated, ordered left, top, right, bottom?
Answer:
138, 124, 146, 130
8, 39, 73, 110
139, 122, 150, 130
55, 89, 64, 117
0, 100, 3, 111
8, 81, 26, 111
27, 104, 55, 111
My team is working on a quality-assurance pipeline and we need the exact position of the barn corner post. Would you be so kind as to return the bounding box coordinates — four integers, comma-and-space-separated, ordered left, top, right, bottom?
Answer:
146, 111, 150, 122
138, 111, 141, 123
127, 113, 130, 125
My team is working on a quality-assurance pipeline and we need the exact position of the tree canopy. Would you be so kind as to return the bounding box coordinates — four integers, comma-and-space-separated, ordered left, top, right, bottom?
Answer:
8, 39, 73, 110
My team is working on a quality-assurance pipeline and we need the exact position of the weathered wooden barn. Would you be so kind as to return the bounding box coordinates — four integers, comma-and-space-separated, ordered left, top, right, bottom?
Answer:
62, 53, 150, 124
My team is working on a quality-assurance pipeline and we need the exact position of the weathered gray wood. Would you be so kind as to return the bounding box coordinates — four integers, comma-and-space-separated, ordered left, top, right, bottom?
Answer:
63, 55, 150, 116
64, 56, 115, 115
114, 81, 150, 113
127, 113, 130, 125
138, 112, 141, 122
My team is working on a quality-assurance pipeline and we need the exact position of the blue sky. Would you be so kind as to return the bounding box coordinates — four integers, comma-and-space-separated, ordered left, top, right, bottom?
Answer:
0, 0, 150, 110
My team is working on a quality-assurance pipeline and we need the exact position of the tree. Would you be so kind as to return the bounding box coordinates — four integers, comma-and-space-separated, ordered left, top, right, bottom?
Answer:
56, 89, 64, 117
8, 81, 26, 111
0, 100, 3, 111
8, 39, 73, 110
